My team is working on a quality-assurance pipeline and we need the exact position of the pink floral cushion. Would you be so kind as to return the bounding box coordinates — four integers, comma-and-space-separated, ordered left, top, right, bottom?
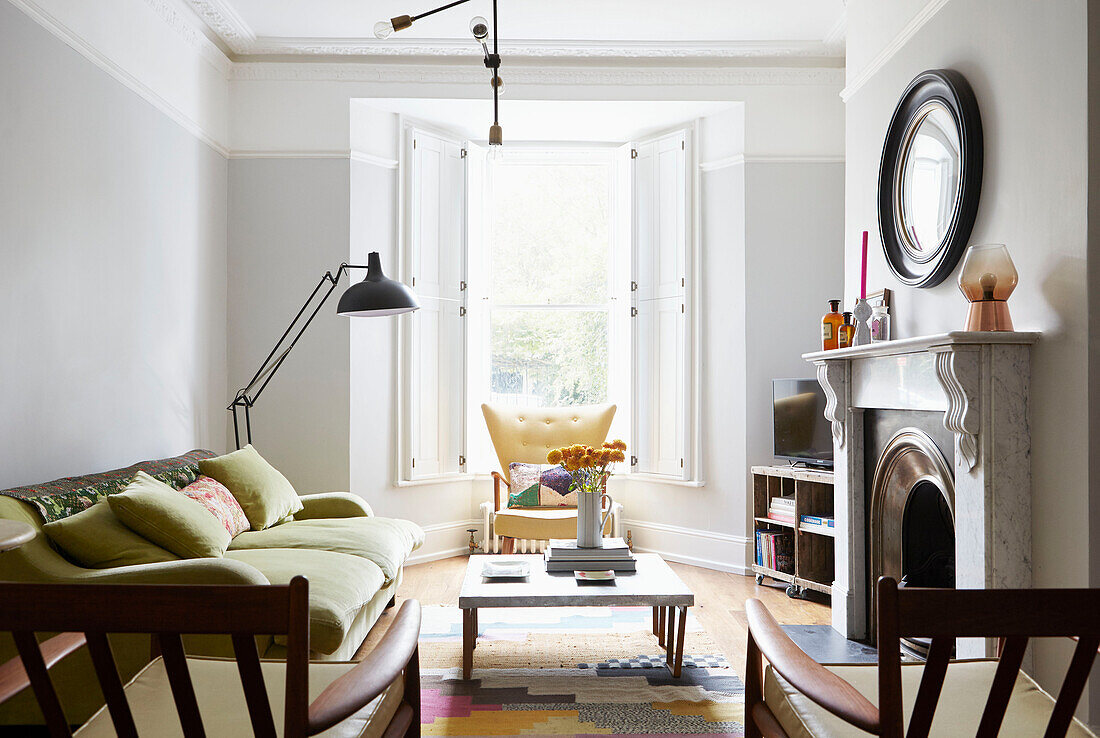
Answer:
179, 476, 250, 536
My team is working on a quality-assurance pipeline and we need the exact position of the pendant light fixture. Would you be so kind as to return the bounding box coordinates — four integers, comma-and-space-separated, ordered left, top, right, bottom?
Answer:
375, 0, 503, 148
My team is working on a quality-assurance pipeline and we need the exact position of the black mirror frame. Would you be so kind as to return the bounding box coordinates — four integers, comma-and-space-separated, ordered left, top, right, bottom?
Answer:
877, 69, 983, 288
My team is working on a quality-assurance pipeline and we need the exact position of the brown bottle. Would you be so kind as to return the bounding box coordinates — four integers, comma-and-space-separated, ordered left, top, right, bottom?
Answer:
838, 311, 855, 349
822, 299, 842, 350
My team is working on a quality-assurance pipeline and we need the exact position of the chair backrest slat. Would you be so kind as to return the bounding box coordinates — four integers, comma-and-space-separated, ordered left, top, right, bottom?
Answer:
875, 582, 904, 738
157, 633, 207, 738
12, 631, 73, 738
1044, 636, 1099, 738
905, 636, 951, 738
283, 578, 311, 738
975, 635, 1027, 738
84, 632, 138, 738
231, 633, 278, 738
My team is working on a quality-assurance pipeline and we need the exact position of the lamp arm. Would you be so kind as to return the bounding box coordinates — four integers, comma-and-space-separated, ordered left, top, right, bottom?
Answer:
229, 262, 369, 449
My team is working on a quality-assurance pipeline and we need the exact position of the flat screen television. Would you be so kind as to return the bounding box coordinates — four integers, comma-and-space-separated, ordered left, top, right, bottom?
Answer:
772, 378, 833, 468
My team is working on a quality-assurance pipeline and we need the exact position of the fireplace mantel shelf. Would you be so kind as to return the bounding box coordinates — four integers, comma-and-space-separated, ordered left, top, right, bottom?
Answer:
801, 331, 1040, 362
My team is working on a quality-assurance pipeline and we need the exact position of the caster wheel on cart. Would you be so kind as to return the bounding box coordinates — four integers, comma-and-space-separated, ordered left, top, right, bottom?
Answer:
785, 585, 803, 599
755, 574, 764, 585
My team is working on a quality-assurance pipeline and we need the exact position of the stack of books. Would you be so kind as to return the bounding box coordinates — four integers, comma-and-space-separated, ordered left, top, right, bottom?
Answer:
767, 495, 796, 524
755, 529, 794, 574
544, 538, 636, 572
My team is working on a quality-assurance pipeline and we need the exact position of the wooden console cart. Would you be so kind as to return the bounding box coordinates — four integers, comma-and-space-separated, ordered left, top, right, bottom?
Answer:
751, 465, 834, 600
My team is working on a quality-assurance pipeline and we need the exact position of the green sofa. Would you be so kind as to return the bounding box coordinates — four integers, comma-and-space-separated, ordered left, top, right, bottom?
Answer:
0, 450, 424, 726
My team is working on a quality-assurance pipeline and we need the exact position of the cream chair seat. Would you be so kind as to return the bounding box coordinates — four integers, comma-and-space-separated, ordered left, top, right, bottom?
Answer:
480, 403, 622, 552
76, 657, 403, 738
764, 660, 1096, 738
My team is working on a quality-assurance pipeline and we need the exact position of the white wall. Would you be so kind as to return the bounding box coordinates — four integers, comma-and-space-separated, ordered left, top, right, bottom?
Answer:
0, 0, 228, 487
226, 158, 352, 493
845, 0, 1095, 717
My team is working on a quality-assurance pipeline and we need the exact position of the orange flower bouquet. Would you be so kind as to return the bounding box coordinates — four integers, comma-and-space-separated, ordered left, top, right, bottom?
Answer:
546, 439, 627, 497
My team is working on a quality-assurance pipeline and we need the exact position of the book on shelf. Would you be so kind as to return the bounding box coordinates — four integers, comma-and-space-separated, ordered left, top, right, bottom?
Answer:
754, 529, 794, 574
827, 519, 835, 528
766, 510, 796, 524
799, 514, 823, 525
770, 495, 795, 509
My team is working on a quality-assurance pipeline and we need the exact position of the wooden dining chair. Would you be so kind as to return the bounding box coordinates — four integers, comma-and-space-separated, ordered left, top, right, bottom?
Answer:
0, 577, 421, 737
745, 577, 1099, 737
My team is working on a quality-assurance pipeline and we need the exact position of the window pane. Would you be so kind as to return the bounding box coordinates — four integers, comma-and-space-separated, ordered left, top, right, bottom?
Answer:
490, 310, 608, 406
490, 164, 610, 305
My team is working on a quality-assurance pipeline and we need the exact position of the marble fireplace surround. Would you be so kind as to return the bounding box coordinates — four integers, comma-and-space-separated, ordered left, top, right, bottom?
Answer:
803, 331, 1039, 658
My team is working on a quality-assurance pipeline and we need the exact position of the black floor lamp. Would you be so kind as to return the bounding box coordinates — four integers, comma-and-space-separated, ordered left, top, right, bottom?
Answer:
229, 251, 418, 449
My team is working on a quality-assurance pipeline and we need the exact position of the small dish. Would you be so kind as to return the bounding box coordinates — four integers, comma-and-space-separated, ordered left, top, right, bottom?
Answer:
482, 560, 531, 578
574, 570, 615, 582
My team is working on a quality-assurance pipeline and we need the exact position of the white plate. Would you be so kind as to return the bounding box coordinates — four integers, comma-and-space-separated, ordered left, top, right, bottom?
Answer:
574, 569, 616, 581
482, 560, 531, 578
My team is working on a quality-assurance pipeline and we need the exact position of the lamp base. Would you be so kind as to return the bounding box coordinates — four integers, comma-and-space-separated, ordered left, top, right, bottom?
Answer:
965, 299, 1013, 331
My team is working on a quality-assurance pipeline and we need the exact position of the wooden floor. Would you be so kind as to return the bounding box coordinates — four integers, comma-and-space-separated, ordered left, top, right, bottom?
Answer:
363, 555, 831, 676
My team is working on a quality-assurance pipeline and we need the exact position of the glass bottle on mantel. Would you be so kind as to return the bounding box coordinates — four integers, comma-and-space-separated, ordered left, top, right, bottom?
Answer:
838, 312, 855, 349
821, 299, 842, 350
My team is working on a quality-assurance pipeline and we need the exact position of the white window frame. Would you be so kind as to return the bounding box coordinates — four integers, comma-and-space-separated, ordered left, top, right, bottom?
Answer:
464, 145, 632, 473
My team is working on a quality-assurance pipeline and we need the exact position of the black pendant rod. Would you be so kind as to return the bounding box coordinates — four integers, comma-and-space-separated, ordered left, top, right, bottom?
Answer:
492, 0, 499, 125
411, 0, 473, 22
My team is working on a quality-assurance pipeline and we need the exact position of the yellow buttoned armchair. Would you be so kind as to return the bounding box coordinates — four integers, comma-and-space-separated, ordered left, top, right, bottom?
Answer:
480, 403, 622, 554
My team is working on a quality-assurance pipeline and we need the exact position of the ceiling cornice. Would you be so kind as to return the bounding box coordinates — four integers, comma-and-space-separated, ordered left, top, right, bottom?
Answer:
144, 0, 231, 73
184, 0, 254, 54
236, 38, 842, 61
183, 0, 844, 63
229, 62, 844, 87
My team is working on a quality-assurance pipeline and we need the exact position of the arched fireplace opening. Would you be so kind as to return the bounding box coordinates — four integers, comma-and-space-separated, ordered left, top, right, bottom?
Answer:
901, 480, 955, 589
869, 427, 955, 657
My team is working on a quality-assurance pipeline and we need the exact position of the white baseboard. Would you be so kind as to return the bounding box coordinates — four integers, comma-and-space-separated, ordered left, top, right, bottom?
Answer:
406, 519, 480, 565
404, 517, 754, 576
622, 519, 752, 575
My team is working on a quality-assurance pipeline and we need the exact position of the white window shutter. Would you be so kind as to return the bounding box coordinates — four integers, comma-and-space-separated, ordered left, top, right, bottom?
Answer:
632, 130, 688, 478
405, 128, 467, 480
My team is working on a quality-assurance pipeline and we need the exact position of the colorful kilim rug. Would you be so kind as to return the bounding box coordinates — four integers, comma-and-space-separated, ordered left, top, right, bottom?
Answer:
417, 605, 745, 736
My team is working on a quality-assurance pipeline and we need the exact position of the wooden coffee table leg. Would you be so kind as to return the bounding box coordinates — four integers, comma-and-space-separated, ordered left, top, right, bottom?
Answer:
657, 607, 667, 647
652, 606, 660, 637
673, 606, 688, 678
462, 607, 476, 679
665, 606, 676, 666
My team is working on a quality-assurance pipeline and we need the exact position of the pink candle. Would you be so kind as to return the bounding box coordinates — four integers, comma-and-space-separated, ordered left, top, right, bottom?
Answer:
860, 230, 868, 300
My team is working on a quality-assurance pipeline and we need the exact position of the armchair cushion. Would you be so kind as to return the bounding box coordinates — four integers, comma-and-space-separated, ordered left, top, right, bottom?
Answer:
493, 507, 613, 540
198, 445, 304, 530
43, 501, 180, 569
74, 655, 404, 738
108, 472, 232, 559
764, 660, 1097, 738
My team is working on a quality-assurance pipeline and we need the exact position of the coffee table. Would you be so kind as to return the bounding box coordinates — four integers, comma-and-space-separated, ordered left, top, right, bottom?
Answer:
458, 553, 695, 679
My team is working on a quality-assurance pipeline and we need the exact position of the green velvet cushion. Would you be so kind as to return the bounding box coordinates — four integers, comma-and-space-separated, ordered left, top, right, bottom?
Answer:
108, 472, 232, 559
198, 445, 303, 530
224, 548, 386, 656
42, 500, 180, 569
229, 517, 425, 586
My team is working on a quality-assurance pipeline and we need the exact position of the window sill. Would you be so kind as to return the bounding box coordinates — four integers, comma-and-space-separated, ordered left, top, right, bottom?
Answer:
627, 474, 705, 488
395, 474, 469, 488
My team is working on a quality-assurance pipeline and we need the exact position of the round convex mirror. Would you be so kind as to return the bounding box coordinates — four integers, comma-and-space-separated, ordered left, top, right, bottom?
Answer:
878, 70, 982, 287
898, 102, 961, 259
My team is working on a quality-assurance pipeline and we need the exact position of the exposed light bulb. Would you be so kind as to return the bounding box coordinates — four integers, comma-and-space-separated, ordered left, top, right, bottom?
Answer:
373, 20, 394, 39
979, 272, 998, 300
470, 16, 489, 41
487, 142, 504, 162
